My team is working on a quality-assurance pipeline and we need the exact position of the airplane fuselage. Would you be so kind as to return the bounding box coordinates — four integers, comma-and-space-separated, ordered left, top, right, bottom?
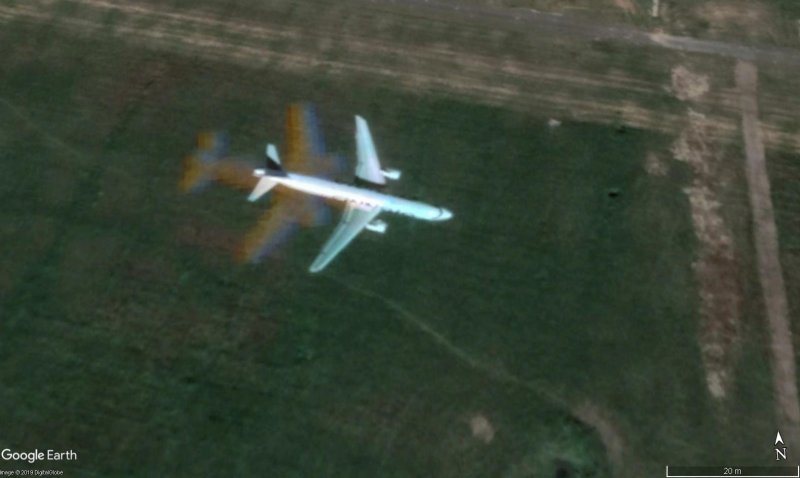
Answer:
270, 172, 452, 221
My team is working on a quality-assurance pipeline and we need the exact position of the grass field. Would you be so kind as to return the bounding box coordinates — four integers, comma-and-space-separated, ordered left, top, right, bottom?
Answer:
0, 1, 793, 476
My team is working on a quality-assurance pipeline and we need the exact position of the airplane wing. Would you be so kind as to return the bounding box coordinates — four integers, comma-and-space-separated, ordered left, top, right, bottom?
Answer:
355, 116, 386, 186
308, 204, 382, 272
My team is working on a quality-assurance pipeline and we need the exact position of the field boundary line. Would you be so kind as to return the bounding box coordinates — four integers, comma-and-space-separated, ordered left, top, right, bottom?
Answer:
0, 97, 89, 164
325, 276, 627, 473
325, 277, 567, 406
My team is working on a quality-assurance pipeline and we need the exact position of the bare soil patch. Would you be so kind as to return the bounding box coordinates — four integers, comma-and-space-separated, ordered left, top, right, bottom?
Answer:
671, 65, 709, 101
671, 110, 742, 400
469, 413, 495, 444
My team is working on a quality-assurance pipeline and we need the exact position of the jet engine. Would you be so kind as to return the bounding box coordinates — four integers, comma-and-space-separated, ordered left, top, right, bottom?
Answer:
366, 220, 388, 234
381, 168, 402, 180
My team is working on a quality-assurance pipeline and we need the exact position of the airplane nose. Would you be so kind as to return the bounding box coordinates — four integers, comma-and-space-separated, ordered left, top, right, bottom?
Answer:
437, 208, 453, 221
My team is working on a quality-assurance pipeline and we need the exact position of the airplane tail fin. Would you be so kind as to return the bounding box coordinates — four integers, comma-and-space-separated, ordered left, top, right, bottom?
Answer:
178, 131, 229, 193
264, 143, 285, 175
355, 116, 387, 187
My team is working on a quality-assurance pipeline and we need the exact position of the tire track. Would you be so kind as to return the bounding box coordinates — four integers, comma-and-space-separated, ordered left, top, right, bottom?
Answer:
323, 275, 629, 468
3, 0, 799, 151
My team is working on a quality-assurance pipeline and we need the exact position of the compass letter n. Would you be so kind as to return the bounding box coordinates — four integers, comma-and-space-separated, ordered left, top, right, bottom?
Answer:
775, 447, 787, 461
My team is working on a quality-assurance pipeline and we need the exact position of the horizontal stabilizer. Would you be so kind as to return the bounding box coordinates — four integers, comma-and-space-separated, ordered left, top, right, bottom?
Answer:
248, 177, 277, 202
382, 168, 401, 180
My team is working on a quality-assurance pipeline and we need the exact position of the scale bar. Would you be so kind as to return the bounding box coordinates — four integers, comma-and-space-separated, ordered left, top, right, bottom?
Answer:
666, 466, 800, 477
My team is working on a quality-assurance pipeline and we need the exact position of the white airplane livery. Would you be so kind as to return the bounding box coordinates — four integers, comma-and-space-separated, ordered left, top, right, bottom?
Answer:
248, 116, 453, 272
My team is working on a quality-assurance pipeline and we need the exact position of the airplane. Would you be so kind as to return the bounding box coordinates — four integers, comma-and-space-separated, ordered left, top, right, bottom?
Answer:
180, 104, 339, 263
249, 114, 453, 273
180, 104, 452, 272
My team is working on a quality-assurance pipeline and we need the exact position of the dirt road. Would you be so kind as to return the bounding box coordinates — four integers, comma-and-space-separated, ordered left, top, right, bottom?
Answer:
384, 0, 800, 66
2, 0, 799, 151
736, 60, 800, 446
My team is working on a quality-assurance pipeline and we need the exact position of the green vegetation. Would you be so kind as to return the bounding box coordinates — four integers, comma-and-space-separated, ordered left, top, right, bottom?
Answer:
0, 5, 782, 477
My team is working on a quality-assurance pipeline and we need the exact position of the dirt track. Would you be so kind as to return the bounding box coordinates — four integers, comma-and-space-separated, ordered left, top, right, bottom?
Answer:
736, 61, 800, 446
382, 0, 800, 66
2, 0, 799, 151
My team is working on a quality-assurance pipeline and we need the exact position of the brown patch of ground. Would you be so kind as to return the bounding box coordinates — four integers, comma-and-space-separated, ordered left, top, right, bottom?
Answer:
671, 65, 710, 101
671, 110, 742, 401
469, 413, 495, 444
